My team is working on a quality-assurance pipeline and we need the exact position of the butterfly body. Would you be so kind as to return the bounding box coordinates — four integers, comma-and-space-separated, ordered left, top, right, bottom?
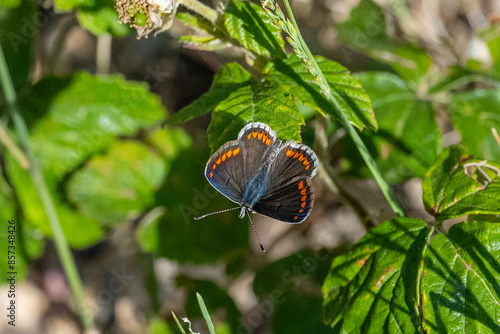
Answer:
205, 122, 318, 223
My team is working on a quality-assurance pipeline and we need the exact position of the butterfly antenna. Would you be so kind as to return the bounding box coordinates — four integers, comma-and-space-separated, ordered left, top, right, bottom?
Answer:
247, 212, 265, 252
194, 207, 240, 220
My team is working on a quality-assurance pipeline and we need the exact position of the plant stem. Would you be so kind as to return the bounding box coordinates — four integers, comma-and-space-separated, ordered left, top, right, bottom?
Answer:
180, 0, 218, 23
0, 123, 29, 169
0, 44, 95, 330
281, 0, 405, 217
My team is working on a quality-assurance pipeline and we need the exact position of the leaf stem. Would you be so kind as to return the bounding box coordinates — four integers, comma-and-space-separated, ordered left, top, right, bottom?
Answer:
179, 0, 218, 23
0, 43, 95, 330
280, 0, 405, 217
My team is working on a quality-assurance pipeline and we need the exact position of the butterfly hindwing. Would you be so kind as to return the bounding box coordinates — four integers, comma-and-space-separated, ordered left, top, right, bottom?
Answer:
205, 140, 246, 203
253, 177, 314, 223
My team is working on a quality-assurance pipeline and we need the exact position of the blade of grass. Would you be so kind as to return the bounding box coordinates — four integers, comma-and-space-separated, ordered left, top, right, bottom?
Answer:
172, 311, 187, 334
197, 292, 216, 334
0, 43, 95, 330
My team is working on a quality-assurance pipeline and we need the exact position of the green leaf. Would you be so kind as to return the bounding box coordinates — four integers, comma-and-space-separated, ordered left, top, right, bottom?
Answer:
167, 63, 252, 125
0, 0, 21, 9
27, 72, 165, 177
336, 0, 431, 85
76, 0, 130, 36
422, 221, 500, 333
54, 0, 93, 11
67, 141, 167, 225
265, 54, 377, 131
422, 145, 500, 220
345, 71, 440, 182
156, 146, 249, 263
224, 0, 285, 58
0, 0, 36, 91
428, 66, 500, 94
450, 89, 500, 163
207, 80, 304, 152
322, 218, 431, 333
197, 293, 216, 334
6, 155, 105, 248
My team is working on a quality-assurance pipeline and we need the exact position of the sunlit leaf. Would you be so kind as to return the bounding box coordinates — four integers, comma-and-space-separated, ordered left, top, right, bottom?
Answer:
422, 145, 500, 220
322, 218, 431, 333
224, 0, 285, 57
167, 63, 252, 126
207, 81, 304, 152
422, 221, 500, 333
265, 54, 377, 131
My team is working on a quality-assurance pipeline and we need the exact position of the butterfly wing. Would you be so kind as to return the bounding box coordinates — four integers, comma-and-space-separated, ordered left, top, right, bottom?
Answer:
253, 141, 319, 223
205, 140, 246, 203
238, 122, 278, 184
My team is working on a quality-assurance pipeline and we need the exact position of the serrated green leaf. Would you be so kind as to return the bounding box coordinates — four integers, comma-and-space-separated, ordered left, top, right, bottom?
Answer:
207, 80, 304, 152
67, 141, 167, 225
265, 54, 377, 131
422, 145, 500, 220
422, 221, 500, 333
322, 218, 431, 333
27, 72, 165, 177
345, 71, 440, 182
76, 0, 130, 36
337, 0, 431, 85
224, 0, 285, 57
167, 63, 252, 125
450, 89, 500, 163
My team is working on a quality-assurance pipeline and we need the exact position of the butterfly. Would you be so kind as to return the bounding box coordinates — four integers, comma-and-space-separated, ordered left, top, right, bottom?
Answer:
196, 122, 318, 251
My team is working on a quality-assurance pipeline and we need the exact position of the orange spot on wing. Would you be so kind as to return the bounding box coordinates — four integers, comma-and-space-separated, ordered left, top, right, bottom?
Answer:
286, 149, 293, 157
300, 188, 306, 195
216, 158, 221, 164
262, 135, 267, 143
298, 181, 304, 189
305, 165, 310, 170
213, 164, 216, 169
222, 153, 227, 161
294, 216, 298, 220
299, 209, 304, 213
258, 132, 263, 140
252, 131, 258, 138
247, 133, 251, 139
301, 195, 307, 202
301, 202, 306, 208
233, 148, 240, 156
210, 172, 213, 178
303, 159, 309, 165
227, 150, 232, 158
266, 138, 271, 145
298, 154, 305, 161
293, 152, 300, 158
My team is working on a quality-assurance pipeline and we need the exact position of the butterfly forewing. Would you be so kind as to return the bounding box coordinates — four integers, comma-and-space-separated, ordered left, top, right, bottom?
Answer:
205, 140, 246, 203
238, 122, 278, 184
